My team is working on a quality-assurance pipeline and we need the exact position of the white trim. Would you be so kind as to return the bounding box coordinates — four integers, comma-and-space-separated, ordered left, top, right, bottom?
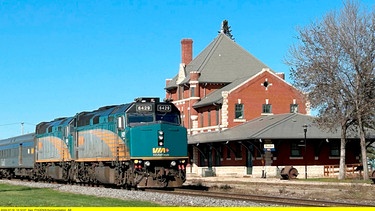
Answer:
189, 125, 226, 133
173, 97, 200, 104
289, 157, 303, 159
228, 68, 300, 94
234, 118, 246, 123
261, 113, 273, 116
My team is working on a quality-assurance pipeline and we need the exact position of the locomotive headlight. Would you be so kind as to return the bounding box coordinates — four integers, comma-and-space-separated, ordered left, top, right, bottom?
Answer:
158, 130, 164, 146
170, 161, 176, 166
134, 160, 139, 164
144, 161, 150, 166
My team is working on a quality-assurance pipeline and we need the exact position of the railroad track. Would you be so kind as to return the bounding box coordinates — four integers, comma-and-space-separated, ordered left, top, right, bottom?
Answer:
4, 179, 374, 207
147, 188, 374, 207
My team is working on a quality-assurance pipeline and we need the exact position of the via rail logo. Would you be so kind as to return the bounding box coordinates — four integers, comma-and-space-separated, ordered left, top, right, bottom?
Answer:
152, 147, 169, 156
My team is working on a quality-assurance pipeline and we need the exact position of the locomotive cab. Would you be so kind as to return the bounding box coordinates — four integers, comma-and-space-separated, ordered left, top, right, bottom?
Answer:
122, 97, 188, 188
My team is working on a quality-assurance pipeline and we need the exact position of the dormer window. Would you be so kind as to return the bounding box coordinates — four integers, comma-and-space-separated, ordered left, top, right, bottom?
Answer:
235, 103, 244, 119
290, 104, 298, 113
262, 104, 272, 113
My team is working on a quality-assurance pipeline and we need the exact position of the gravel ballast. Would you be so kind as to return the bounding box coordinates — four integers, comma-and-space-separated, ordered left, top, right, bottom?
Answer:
0, 180, 274, 207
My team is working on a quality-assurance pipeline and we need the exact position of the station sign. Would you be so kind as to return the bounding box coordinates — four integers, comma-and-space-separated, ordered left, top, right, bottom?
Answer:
263, 144, 275, 152
264, 144, 274, 149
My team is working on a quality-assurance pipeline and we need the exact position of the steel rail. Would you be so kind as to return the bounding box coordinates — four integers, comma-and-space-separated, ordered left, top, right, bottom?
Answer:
147, 188, 374, 207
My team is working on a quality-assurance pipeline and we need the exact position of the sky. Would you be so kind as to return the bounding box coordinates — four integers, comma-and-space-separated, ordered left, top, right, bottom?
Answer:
0, 0, 374, 139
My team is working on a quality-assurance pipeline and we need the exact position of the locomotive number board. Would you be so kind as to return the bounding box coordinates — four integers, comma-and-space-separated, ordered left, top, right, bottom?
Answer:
136, 103, 153, 112
157, 104, 171, 112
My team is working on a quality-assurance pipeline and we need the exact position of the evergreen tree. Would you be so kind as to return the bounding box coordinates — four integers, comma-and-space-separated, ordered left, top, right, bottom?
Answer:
219, 20, 234, 41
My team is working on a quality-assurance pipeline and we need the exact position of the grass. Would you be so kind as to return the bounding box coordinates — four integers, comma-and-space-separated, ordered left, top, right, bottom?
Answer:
0, 183, 162, 207
298, 177, 373, 184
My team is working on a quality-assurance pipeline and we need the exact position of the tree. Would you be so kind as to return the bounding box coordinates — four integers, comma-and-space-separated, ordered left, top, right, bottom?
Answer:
286, 0, 375, 180
219, 20, 235, 40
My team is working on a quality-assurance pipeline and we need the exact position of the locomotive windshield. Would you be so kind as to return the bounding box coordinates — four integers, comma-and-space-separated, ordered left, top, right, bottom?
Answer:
126, 100, 181, 126
127, 113, 154, 125
156, 112, 180, 125
127, 112, 180, 125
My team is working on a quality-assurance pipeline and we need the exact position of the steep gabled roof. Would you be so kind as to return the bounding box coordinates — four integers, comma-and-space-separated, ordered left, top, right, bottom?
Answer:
192, 76, 249, 108
188, 113, 375, 144
193, 68, 295, 108
166, 33, 273, 89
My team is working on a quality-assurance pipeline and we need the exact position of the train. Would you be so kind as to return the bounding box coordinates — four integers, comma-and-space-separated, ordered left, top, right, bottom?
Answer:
0, 97, 188, 189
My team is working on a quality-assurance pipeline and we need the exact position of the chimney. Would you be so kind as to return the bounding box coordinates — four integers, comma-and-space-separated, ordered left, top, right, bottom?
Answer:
181, 39, 193, 65
276, 72, 285, 80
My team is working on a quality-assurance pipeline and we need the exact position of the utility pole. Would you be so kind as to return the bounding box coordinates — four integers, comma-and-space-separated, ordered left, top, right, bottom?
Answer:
21, 122, 24, 135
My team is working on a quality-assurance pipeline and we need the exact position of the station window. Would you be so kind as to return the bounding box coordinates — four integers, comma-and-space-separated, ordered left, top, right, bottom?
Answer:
262, 104, 272, 113
199, 112, 204, 127
290, 104, 298, 113
226, 144, 231, 160
329, 142, 340, 157
191, 87, 195, 97
235, 103, 244, 119
235, 143, 242, 159
207, 110, 211, 126
178, 86, 184, 100
290, 142, 301, 157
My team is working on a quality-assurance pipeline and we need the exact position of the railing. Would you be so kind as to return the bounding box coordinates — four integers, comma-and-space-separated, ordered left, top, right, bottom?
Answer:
324, 164, 362, 178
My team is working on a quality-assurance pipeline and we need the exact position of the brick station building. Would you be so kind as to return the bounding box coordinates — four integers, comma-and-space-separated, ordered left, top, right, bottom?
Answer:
165, 24, 368, 178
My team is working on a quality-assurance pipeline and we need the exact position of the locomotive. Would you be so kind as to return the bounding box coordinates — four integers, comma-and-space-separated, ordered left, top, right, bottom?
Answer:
0, 97, 188, 189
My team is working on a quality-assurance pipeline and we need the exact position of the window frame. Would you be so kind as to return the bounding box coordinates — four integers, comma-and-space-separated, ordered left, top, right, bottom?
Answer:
235, 103, 244, 119
329, 141, 340, 157
290, 142, 302, 157
290, 104, 299, 113
262, 104, 272, 114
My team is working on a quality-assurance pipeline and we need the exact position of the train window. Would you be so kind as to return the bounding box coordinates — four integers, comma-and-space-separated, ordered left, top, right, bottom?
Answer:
156, 113, 180, 125
127, 113, 154, 125
117, 116, 125, 130
93, 116, 100, 125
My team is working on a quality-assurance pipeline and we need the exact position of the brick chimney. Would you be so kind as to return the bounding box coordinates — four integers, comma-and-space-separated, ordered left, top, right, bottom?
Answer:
181, 39, 193, 65
276, 72, 285, 80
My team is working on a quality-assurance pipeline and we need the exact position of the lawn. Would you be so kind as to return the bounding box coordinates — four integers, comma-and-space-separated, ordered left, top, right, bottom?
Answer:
0, 183, 162, 207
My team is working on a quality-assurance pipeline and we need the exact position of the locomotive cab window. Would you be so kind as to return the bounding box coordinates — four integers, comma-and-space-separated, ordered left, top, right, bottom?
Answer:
156, 113, 180, 125
127, 113, 154, 125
